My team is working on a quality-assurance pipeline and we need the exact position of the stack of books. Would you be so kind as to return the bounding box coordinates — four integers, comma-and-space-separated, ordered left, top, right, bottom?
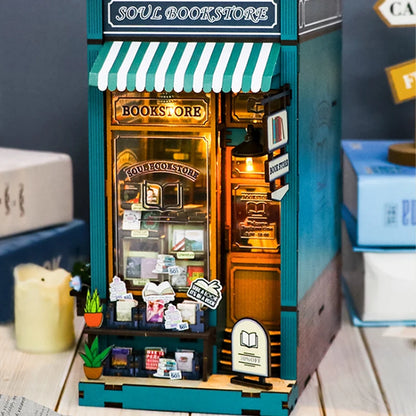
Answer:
342, 140, 416, 326
0, 148, 89, 322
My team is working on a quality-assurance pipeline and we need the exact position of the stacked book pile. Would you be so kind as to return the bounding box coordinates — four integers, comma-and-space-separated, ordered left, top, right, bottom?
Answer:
342, 140, 416, 326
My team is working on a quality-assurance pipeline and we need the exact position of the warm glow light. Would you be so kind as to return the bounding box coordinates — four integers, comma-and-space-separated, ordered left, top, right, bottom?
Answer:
245, 157, 254, 172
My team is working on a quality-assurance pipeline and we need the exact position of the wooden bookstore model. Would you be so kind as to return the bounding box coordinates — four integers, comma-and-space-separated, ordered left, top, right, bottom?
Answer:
82, 1, 342, 414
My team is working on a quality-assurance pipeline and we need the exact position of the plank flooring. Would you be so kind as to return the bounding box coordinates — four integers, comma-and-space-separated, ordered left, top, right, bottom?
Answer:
0, 300, 414, 416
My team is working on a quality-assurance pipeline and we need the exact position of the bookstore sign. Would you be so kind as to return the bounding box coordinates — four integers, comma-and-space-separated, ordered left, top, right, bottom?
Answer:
104, 0, 280, 37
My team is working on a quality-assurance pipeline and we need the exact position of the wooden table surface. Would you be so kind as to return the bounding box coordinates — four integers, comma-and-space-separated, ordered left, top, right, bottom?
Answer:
1, 300, 414, 416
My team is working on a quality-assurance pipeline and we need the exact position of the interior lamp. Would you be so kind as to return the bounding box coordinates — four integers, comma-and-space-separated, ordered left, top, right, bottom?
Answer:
232, 124, 266, 158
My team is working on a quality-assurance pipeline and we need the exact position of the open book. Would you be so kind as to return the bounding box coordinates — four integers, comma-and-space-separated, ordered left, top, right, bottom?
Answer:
240, 330, 258, 348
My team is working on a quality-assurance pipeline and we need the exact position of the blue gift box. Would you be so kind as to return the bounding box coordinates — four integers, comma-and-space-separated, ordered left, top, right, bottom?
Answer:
342, 140, 416, 247
0, 219, 89, 323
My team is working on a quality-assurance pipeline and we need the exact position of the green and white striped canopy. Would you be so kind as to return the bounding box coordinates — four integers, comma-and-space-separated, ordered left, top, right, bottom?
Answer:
89, 41, 280, 94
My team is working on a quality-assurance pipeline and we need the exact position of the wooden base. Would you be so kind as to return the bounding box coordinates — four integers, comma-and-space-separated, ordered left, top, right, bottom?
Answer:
388, 142, 416, 167
79, 374, 297, 415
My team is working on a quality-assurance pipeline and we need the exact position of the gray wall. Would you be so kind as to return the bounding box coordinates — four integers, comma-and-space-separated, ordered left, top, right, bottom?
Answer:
0, 1, 414, 223
0, 1, 89, 222
342, 1, 415, 139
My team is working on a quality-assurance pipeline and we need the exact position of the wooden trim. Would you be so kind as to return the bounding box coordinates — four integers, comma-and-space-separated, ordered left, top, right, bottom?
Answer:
105, 91, 219, 289
298, 23, 342, 42
297, 254, 341, 394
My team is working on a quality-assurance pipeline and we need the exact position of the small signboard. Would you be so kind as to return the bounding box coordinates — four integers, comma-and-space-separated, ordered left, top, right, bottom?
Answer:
386, 59, 416, 103
267, 109, 288, 152
104, 0, 280, 37
266, 153, 289, 182
187, 278, 222, 309
374, 0, 416, 27
231, 318, 271, 378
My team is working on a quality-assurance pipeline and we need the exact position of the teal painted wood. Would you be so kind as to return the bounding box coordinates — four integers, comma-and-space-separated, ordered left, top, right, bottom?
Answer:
297, 31, 342, 302
279, 45, 298, 308
87, 0, 103, 40
287, 383, 298, 411
280, 311, 297, 380
79, 382, 292, 415
88, 45, 107, 297
280, 0, 298, 41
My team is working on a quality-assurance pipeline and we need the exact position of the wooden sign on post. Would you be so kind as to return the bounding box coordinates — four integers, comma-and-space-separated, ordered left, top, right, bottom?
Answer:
385, 59, 416, 104
374, 0, 416, 27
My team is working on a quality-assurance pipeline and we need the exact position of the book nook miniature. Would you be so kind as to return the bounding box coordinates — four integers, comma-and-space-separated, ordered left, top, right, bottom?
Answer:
81, 1, 342, 414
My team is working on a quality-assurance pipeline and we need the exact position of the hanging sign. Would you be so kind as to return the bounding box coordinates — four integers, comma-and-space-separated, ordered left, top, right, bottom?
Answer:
266, 153, 289, 182
267, 109, 288, 152
270, 184, 289, 201
231, 318, 271, 377
386, 59, 416, 103
104, 0, 280, 37
374, 0, 416, 27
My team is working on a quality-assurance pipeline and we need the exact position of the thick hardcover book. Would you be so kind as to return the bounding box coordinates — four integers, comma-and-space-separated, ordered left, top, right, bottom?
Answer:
342, 140, 416, 247
342, 210, 416, 324
0, 148, 73, 238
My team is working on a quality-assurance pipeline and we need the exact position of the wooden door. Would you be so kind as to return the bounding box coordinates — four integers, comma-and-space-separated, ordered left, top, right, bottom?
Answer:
223, 147, 281, 329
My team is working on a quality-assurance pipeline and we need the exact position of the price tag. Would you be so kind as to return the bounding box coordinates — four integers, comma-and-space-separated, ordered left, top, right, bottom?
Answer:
176, 322, 189, 331
169, 370, 182, 380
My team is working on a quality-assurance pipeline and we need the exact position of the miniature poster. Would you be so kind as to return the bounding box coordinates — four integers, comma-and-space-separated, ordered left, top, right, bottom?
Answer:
187, 278, 222, 309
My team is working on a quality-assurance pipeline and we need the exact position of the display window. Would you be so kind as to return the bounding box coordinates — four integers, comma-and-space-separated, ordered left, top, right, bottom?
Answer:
113, 134, 210, 292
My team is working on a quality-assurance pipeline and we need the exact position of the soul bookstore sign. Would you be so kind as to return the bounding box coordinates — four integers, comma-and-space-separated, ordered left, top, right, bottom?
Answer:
104, 0, 280, 37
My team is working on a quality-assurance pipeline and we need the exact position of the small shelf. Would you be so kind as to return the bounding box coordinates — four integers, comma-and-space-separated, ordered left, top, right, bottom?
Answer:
83, 326, 216, 381
84, 326, 215, 339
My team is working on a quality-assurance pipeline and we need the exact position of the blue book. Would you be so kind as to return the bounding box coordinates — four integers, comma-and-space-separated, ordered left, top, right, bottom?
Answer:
342, 140, 416, 247
0, 220, 89, 322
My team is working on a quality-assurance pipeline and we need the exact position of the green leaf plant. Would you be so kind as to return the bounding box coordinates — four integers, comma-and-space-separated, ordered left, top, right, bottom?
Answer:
84, 288, 103, 313
79, 337, 113, 368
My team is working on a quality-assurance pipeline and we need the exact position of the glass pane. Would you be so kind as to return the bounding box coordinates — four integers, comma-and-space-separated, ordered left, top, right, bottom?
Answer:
231, 184, 280, 252
231, 155, 267, 179
114, 134, 210, 291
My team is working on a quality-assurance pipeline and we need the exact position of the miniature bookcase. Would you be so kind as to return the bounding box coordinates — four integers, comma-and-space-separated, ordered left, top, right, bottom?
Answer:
83, 1, 342, 414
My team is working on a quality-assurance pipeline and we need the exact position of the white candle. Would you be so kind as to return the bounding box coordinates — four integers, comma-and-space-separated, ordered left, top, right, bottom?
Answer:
14, 263, 75, 353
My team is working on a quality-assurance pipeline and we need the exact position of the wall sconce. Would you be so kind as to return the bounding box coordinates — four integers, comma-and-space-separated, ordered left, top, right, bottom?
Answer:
232, 125, 265, 158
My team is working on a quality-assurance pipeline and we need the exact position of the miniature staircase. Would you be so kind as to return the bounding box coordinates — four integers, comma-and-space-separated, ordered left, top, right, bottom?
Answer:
218, 327, 281, 377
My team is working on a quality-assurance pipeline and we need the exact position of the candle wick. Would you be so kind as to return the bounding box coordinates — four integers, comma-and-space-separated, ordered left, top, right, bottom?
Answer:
41, 278, 45, 282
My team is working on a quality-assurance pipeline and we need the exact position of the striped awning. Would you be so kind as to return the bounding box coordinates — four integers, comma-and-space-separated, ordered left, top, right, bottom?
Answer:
89, 41, 280, 94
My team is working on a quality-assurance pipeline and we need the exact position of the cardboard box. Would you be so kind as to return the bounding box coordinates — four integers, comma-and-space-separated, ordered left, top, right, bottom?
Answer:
0, 148, 73, 238
342, 209, 416, 324
342, 140, 416, 247
0, 219, 89, 323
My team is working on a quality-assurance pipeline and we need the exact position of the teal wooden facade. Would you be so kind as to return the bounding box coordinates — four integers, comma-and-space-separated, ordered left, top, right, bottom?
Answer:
83, 1, 342, 414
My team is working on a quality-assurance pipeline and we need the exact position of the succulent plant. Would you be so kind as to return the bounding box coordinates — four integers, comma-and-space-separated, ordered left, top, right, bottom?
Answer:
84, 288, 103, 313
79, 336, 113, 368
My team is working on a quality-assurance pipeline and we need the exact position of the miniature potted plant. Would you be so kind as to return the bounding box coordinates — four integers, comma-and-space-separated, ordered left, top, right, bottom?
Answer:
84, 288, 104, 328
80, 336, 113, 380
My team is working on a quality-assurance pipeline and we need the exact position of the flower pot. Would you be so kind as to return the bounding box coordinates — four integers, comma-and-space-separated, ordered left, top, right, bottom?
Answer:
84, 312, 103, 328
83, 365, 103, 380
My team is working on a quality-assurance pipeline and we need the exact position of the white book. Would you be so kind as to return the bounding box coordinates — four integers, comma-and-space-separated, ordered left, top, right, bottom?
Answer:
0, 148, 73, 238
